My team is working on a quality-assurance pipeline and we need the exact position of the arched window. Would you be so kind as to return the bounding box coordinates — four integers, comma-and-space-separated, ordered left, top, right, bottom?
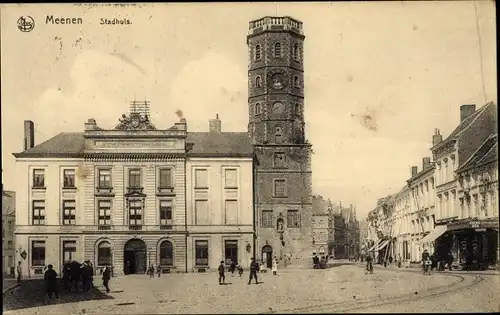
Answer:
255, 103, 261, 115
97, 241, 112, 266
159, 240, 174, 266
294, 76, 300, 87
256, 76, 262, 88
292, 43, 300, 61
274, 42, 282, 58
275, 126, 283, 144
295, 103, 301, 116
255, 44, 262, 61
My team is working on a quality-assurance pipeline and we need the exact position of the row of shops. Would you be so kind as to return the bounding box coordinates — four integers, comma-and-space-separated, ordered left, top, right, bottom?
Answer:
365, 217, 498, 269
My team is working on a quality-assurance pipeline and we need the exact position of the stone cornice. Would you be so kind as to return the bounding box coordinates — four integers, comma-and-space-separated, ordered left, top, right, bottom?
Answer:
83, 153, 186, 161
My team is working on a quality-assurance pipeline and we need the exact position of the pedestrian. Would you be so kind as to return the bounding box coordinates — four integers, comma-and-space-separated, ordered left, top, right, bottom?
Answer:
272, 256, 278, 276
62, 262, 71, 292
248, 258, 259, 285
148, 265, 155, 278
102, 264, 111, 293
157, 265, 162, 278
229, 260, 236, 276
218, 261, 226, 285
237, 263, 244, 277
389, 256, 393, 265
44, 264, 59, 299
16, 261, 22, 283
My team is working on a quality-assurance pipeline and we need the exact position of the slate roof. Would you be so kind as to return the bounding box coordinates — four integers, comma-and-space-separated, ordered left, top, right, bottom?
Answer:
13, 131, 254, 158
186, 132, 253, 157
431, 102, 492, 150
456, 134, 498, 172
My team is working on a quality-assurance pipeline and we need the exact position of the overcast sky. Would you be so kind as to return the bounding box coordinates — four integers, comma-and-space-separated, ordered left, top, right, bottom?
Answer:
1, 2, 496, 219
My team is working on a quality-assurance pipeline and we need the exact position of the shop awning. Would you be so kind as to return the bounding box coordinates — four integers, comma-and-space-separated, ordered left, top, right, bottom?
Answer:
377, 239, 390, 251
419, 225, 448, 244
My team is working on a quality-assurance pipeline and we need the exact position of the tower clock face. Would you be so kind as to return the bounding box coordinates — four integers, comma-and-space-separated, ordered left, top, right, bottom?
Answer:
273, 102, 285, 114
267, 69, 288, 91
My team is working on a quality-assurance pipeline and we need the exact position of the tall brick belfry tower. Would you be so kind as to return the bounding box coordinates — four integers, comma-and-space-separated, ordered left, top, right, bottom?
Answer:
247, 16, 313, 266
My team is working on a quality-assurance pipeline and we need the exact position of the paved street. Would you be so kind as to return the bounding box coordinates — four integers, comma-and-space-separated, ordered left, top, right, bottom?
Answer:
5, 264, 496, 314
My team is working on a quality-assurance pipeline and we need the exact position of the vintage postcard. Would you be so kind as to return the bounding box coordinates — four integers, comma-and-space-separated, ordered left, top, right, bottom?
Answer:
1, 2, 498, 314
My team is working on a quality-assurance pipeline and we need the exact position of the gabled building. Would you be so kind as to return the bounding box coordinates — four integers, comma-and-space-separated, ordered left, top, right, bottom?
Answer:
430, 102, 497, 268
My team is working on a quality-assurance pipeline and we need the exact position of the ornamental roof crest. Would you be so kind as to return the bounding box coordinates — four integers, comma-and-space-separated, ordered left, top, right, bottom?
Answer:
114, 100, 157, 130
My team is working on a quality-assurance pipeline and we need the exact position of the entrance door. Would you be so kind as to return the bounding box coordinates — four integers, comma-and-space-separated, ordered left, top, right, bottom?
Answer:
124, 239, 147, 275
262, 245, 273, 268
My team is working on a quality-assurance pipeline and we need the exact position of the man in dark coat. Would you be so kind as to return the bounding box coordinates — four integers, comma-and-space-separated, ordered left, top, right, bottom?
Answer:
218, 261, 226, 285
62, 262, 71, 292
102, 264, 111, 293
44, 264, 59, 299
248, 258, 259, 285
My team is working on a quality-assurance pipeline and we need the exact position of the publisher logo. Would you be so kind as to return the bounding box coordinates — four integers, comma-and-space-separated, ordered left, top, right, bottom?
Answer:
17, 16, 35, 32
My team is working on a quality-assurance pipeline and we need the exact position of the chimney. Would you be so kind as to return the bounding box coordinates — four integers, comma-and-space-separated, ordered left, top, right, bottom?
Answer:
432, 128, 442, 146
84, 118, 97, 131
422, 157, 431, 170
209, 114, 221, 133
24, 120, 34, 151
411, 166, 418, 177
460, 104, 476, 122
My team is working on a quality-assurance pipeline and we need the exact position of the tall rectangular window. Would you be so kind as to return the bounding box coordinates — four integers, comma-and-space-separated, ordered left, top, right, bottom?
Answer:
98, 169, 112, 188
224, 169, 237, 188
32, 200, 45, 225
62, 200, 76, 225
33, 169, 45, 188
195, 240, 209, 266
159, 168, 173, 188
287, 210, 300, 228
128, 169, 142, 188
261, 210, 273, 227
62, 240, 76, 263
159, 200, 173, 225
224, 240, 238, 265
195, 169, 208, 188
129, 200, 143, 226
274, 153, 285, 168
7, 241, 13, 249
274, 179, 286, 197
31, 241, 46, 266
195, 200, 209, 225
63, 169, 76, 188
224, 200, 238, 225
98, 200, 111, 225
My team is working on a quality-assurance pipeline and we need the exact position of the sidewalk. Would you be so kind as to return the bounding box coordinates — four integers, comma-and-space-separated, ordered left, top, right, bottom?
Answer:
356, 262, 500, 276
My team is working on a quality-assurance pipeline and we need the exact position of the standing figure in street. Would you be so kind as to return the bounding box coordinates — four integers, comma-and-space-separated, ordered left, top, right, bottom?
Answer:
218, 261, 226, 285
148, 265, 155, 278
16, 261, 22, 283
237, 263, 244, 277
157, 265, 162, 278
44, 264, 59, 299
272, 256, 278, 275
62, 263, 71, 292
248, 258, 259, 285
229, 260, 236, 276
102, 264, 111, 293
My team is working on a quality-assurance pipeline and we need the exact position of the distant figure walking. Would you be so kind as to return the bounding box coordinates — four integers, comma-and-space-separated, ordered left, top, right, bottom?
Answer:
229, 261, 236, 276
148, 265, 155, 278
272, 256, 278, 276
157, 265, 162, 278
218, 261, 226, 285
237, 264, 244, 277
16, 261, 22, 283
44, 264, 59, 299
248, 258, 259, 285
102, 264, 111, 293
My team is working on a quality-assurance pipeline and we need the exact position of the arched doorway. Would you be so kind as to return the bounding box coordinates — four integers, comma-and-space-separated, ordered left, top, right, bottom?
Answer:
261, 245, 273, 268
124, 239, 147, 275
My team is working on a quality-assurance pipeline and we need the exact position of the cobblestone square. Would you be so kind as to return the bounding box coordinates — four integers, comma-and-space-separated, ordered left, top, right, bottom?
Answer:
6, 265, 495, 314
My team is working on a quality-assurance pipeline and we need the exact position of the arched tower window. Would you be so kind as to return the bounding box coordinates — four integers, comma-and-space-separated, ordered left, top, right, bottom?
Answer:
294, 76, 300, 87
256, 76, 262, 88
274, 42, 282, 58
255, 45, 262, 61
275, 126, 283, 144
292, 43, 300, 61
255, 103, 261, 115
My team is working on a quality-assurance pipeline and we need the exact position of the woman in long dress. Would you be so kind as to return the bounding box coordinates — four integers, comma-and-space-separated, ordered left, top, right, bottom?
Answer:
272, 257, 278, 275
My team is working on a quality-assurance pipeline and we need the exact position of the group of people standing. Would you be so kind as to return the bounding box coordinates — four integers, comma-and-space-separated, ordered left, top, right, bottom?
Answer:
217, 257, 279, 285
147, 264, 163, 278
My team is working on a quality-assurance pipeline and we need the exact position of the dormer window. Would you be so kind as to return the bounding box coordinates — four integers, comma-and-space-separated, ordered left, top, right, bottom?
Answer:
255, 103, 261, 115
274, 42, 282, 58
255, 76, 262, 88
255, 44, 261, 61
